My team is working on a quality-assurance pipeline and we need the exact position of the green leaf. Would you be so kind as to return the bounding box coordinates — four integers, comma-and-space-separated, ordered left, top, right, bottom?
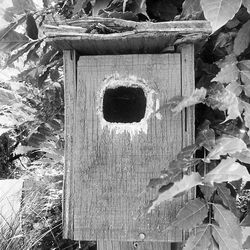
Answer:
238, 60, 250, 71
183, 224, 212, 250
204, 157, 250, 185
234, 20, 250, 56
148, 172, 202, 213
213, 204, 242, 247
225, 81, 242, 97
171, 88, 207, 113
205, 136, 247, 161
216, 54, 237, 69
173, 198, 208, 230
212, 63, 239, 84
212, 225, 242, 250
215, 183, 238, 216
200, 0, 241, 33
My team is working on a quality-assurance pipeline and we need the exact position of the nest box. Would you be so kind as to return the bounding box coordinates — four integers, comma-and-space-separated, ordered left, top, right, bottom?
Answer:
45, 18, 211, 249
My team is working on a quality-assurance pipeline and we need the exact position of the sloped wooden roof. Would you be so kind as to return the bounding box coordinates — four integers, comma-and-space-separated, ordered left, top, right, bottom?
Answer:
44, 17, 211, 54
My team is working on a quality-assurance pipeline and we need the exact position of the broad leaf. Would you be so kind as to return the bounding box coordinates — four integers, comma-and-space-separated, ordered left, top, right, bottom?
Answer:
238, 60, 250, 71
196, 120, 215, 150
0, 28, 29, 52
225, 81, 242, 97
205, 136, 247, 161
206, 86, 241, 122
234, 20, 250, 56
204, 157, 250, 185
171, 88, 206, 113
212, 225, 242, 250
215, 183, 238, 216
241, 213, 250, 226
173, 198, 208, 230
208, 236, 219, 250
215, 54, 237, 69
242, 227, 250, 249
213, 203, 242, 245
0, 87, 22, 106
183, 224, 211, 250
231, 149, 250, 164
200, 0, 241, 33
199, 185, 216, 201
212, 63, 239, 84
180, 0, 203, 20
240, 100, 250, 136
148, 172, 202, 213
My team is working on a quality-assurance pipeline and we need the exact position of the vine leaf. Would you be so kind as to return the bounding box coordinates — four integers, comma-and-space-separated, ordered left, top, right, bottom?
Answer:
205, 136, 247, 161
173, 198, 208, 230
212, 63, 239, 84
215, 54, 237, 69
225, 81, 242, 97
208, 236, 219, 250
212, 225, 242, 250
183, 224, 211, 250
206, 85, 241, 122
200, 0, 242, 33
234, 20, 250, 56
213, 204, 242, 247
242, 227, 250, 249
171, 87, 206, 113
231, 149, 250, 164
199, 185, 216, 201
204, 157, 250, 185
215, 183, 238, 216
241, 212, 250, 226
148, 172, 202, 213
180, 0, 203, 20
196, 120, 215, 150
240, 100, 250, 136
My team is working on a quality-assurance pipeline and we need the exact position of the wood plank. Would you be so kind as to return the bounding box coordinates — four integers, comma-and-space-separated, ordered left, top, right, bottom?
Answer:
63, 50, 77, 239
179, 44, 196, 243
72, 54, 183, 241
45, 19, 211, 33
97, 240, 172, 250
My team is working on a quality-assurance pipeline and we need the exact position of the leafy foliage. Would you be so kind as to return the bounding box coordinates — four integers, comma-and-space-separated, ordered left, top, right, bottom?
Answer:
1, 0, 250, 249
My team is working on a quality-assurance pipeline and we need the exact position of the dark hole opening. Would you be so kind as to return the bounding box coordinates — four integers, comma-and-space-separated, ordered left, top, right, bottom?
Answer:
103, 86, 146, 123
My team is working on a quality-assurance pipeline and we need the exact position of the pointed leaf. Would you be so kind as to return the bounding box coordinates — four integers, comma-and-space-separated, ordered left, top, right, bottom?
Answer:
231, 149, 250, 164
242, 227, 250, 248
148, 173, 202, 213
204, 157, 250, 185
225, 81, 242, 97
180, 0, 203, 20
212, 225, 242, 250
208, 236, 219, 250
200, 0, 241, 33
212, 63, 239, 84
183, 224, 212, 250
213, 203, 242, 245
234, 20, 250, 56
205, 136, 247, 161
196, 121, 215, 150
216, 54, 237, 69
207, 161, 243, 184
215, 183, 238, 216
173, 198, 208, 230
199, 185, 216, 201
171, 88, 206, 113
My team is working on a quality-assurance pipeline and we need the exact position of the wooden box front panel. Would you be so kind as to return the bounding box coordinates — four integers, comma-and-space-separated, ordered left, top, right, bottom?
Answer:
71, 54, 185, 241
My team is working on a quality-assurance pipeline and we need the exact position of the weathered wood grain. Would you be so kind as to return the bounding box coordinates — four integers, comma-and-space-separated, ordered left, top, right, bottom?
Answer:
72, 54, 184, 241
63, 50, 77, 239
97, 240, 172, 250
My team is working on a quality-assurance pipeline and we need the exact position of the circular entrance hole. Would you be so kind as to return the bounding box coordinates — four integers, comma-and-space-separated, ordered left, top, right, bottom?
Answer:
102, 86, 146, 123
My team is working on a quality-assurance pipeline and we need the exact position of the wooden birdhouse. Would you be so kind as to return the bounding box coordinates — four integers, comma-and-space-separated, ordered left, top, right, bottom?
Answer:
45, 18, 211, 250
